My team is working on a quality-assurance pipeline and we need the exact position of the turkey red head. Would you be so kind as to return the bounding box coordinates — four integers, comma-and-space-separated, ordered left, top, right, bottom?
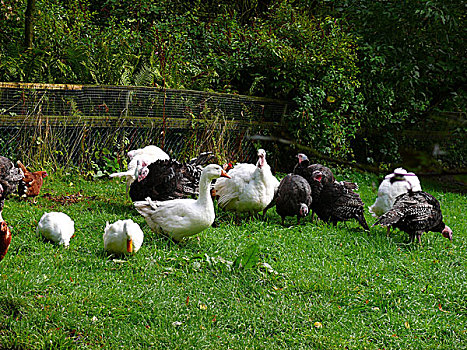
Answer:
312, 170, 323, 183
297, 153, 308, 164
257, 149, 266, 169
127, 150, 137, 160
299, 203, 309, 218
40, 171, 48, 178
442, 225, 453, 241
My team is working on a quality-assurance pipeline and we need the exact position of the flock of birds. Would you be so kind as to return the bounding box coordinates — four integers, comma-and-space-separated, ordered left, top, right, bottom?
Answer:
0, 145, 453, 262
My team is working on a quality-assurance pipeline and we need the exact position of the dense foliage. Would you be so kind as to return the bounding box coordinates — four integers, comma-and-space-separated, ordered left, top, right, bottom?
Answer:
0, 0, 465, 168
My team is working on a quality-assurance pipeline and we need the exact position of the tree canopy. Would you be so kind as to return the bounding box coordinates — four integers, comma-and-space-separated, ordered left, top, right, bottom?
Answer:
0, 0, 465, 169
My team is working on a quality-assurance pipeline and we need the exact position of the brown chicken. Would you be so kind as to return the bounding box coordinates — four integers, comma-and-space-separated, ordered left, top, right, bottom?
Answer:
0, 220, 12, 262
16, 161, 48, 203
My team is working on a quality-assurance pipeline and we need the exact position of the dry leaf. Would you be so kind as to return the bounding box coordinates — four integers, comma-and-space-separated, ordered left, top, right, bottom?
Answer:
314, 322, 323, 329
199, 303, 208, 310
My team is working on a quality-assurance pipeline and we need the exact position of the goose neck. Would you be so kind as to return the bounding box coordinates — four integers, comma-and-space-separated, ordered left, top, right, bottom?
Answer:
197, 175, 213, 205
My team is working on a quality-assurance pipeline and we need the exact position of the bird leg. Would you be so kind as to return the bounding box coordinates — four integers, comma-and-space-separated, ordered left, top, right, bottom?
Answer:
125, 182, 131, 199
386, 226, 391, 237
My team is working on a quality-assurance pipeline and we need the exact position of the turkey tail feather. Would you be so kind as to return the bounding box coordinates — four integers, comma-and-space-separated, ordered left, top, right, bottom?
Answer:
358, 214, 370, 231
189, 152, 216, 166
373, 209, 403, 227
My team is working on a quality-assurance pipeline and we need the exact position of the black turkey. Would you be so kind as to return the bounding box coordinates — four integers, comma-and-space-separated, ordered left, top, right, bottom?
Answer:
293, 153, 358, 221
129, 152, 216, 202
263, 174, 312, 225
373, 190, 453, 244
294, 153, 358, 190
293, 153, 335, 186
0, 156, 24, 221
310, 170, 369, 230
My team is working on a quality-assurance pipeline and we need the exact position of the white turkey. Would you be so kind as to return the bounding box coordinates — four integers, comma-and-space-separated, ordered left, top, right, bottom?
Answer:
109, 145, 170, 196
263, 174, 312, 225
127, 145, 168, 161
134, 164, 230, 241
103, 219, 144, 254
373, 190, 452, 244
214, 149, 279, 215
36, 212, 75, 247
369, 168, 422, 217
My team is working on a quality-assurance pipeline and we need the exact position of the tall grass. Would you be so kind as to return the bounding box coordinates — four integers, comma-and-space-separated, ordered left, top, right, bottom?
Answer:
0, 170, 465, 349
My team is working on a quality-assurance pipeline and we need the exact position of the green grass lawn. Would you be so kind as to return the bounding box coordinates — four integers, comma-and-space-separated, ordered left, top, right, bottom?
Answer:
0, 170, 465, 349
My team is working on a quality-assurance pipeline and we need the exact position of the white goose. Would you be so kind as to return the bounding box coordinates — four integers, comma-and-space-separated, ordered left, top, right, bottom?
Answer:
103, 219, 144, 254
36, 212, 75, 247
214, 149, 280, 214
134, 164, 230, 241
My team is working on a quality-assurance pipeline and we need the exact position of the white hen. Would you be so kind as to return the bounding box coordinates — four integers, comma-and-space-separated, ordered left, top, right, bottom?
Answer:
214, 149, 279, 214
369, 168, 422, 217
134, 164, 230, 241
36, 212, 75, 247
103, 219, 144, 254
109, 145, 170, 196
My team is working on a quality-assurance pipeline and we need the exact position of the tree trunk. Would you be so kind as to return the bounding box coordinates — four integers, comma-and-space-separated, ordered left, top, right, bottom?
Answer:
24, 0, 36, 49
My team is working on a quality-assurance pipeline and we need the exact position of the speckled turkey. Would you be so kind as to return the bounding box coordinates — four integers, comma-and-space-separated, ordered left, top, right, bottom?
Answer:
263, 174, 312, 225
373, 190, 452, 244
129, 152, 216, 202
0, 156, 24, 221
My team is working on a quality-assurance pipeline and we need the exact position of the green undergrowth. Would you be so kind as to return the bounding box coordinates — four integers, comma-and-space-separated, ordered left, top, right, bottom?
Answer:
0, 170, 465, 349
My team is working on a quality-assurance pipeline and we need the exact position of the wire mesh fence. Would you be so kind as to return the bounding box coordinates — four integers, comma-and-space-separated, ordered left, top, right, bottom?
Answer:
0, 82, 290, 172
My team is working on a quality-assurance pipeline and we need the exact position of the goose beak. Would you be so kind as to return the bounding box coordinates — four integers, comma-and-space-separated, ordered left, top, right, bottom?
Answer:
220, 169, 231, 178
127, 238, 133, 253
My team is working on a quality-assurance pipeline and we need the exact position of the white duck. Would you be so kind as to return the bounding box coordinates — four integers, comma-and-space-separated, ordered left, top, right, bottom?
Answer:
110, 145, 170, 196
214, 149, 280, 215
369, 167, 422, 217
134, 164, 230, 241
36, 212, 75, 247
103, 219, 144, 254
